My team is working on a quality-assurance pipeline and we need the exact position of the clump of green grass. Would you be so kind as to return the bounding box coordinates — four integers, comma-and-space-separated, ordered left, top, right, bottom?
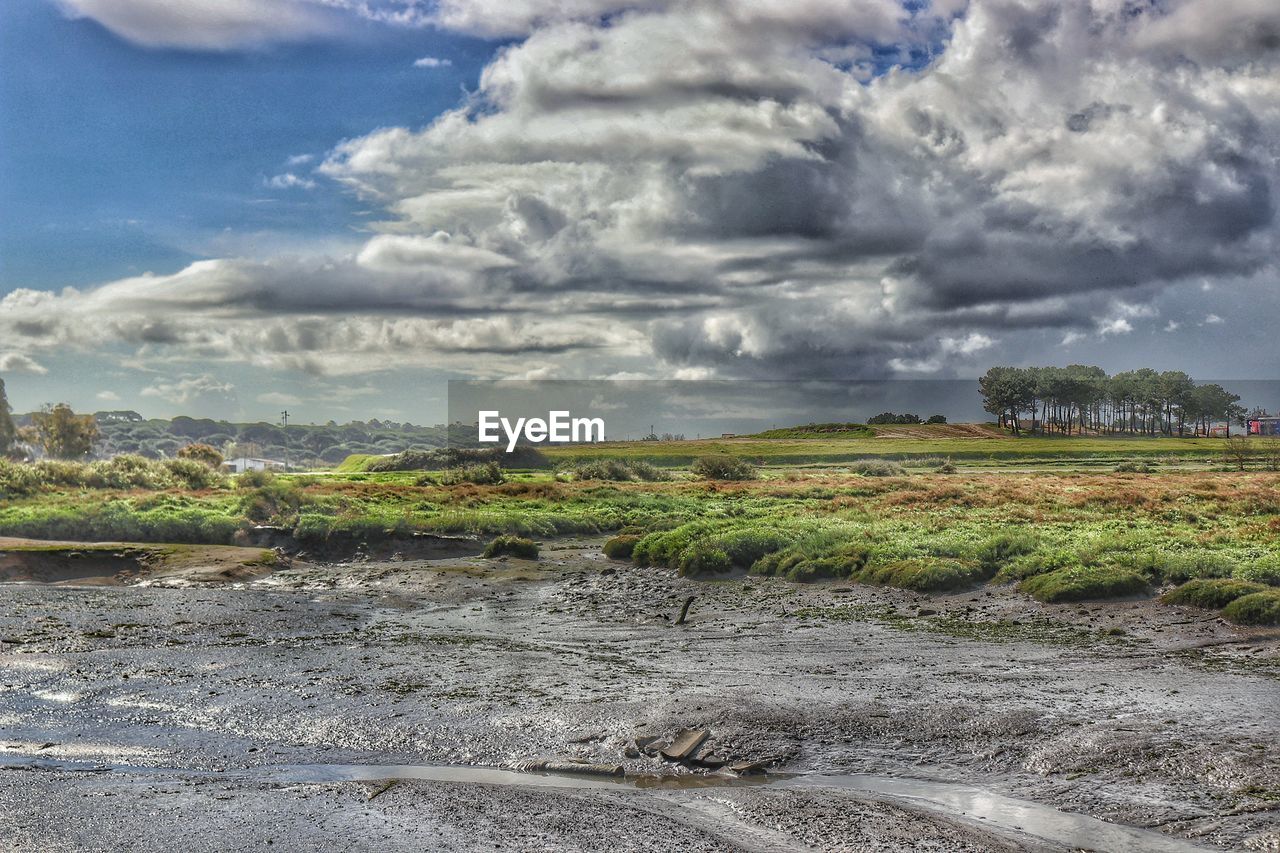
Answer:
856, 557, 988, 593
1161, 578, 1270, 609
849, 459, 906, 477
1120, 550, 1235, 584
994, 548, 1080, 583
1115, 459, 1157, 473
691, 455, 757, 481
483, 535, 539, 559
676, 528, 795, 577
750, 530, 869, 582
602, 534, 641, 560
1019, 565, 1149, 602
1235, 555, 1280, 586
973, 531, 1039, 572
1221, 590, 1280, 626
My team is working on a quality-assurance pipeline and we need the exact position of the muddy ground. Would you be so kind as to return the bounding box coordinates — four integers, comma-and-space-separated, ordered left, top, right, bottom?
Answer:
1, 537, 1277, 851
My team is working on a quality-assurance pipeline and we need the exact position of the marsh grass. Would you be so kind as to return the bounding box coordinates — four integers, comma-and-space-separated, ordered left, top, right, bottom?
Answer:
602, 534, 641, 559
1161, 579, 1270, 609
1221, 590, 1280, 626
1019, 565, 1150, 602
483, 535, 540, 559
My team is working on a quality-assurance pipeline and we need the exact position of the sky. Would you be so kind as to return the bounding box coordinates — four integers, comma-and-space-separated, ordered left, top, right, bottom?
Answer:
1, 0, 1278, 425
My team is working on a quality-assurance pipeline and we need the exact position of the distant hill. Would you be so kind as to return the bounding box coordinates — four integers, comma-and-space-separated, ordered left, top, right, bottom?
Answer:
14, 412, 455, 466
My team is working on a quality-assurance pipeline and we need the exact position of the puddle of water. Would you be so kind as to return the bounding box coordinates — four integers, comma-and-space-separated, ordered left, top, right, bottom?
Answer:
0, 755, 1217, 852
782, 774, 1213, 853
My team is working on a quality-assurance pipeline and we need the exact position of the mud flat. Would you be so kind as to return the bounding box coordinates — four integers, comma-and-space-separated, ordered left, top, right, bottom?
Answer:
1, 538, 1277, 851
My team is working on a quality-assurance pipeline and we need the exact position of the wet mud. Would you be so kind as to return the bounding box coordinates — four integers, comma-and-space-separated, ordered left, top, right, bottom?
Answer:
1, 537, 1277, 851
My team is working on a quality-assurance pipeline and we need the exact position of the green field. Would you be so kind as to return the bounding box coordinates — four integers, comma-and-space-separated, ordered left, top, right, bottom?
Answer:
541, 431, 1265, 467
2, 429, 1279, 624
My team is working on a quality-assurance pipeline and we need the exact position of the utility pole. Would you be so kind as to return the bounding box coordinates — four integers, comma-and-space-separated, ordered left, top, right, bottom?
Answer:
280, 410, 290, 472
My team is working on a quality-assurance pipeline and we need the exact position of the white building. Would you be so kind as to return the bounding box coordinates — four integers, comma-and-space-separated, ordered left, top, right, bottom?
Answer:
223, 457, 286, 474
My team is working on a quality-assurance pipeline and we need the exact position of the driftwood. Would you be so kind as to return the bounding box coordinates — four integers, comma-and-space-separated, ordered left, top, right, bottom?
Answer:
675, 595, 695, 625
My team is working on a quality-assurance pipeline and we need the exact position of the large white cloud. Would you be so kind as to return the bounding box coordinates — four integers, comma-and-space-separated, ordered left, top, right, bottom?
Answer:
13, 0, 1280, 381
53, 0, 340, 49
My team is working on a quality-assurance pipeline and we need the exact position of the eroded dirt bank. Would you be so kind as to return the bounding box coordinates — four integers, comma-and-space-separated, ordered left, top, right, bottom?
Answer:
1, 538, 1277, 851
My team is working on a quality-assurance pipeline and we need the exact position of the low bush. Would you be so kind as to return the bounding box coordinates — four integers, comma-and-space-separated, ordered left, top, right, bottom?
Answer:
567, 459, 670, 482
164, 458, 225, 490
1221, 590, 1280, 626
1161, 578, 1270, 609
1019, 565, 1149, 602
849, 459, 906, 477
691, 455, 757, 481
238, 478, 305, 525
441, 462, 506, 486
602, 534, 641, 560
1115, 460, 1157, 473
483, 535, 539, 559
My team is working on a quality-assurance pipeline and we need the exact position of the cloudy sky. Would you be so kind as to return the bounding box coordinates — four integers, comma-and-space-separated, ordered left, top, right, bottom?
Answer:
1, 0, 1278, 423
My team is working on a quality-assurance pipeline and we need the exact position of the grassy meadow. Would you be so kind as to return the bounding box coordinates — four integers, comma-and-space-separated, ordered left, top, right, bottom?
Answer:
2, 428, 1278, 623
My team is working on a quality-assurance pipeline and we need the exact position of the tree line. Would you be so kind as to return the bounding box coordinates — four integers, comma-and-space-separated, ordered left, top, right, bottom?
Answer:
979, 366, 1248, 436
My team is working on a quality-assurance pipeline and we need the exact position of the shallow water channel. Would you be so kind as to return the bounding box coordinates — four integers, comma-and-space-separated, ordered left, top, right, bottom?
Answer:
1, 755, 1219, 852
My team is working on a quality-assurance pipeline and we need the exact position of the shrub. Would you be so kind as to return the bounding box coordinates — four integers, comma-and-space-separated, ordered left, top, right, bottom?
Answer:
1115, 460, 1156, 473
602, 534, 641, 560
176, 443, 224, 469
867, 412, 922, 425
0, 460, 41, 497
691, 455, 756, 481
1161, 579, 1270, 609
568, 459, 670, 482
849, 459, 906, 477
164, 458, 225, 490
483, 535, 539, 559
1221, 590, 1280, 626
1019, 565, 1149, 603
440, 462, 506, 485
238, 479, 303, 525
937, 461, 957, 474
236, 469, 276, 488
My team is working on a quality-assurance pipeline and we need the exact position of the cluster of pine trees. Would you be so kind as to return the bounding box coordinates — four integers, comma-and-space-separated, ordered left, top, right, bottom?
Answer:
978, 366, 1247, 436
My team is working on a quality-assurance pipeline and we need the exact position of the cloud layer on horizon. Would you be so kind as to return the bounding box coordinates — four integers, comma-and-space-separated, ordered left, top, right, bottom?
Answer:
10, 0, 1280, 383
